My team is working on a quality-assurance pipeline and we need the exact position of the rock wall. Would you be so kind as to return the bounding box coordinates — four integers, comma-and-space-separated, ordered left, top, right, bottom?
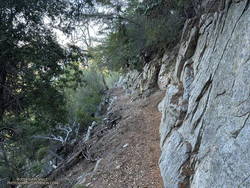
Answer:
118, 47, 177, 94
119, 57, 162, 95
159, 0, 250, 187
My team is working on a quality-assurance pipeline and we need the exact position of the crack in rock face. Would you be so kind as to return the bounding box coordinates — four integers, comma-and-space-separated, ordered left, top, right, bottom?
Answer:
159, 0, 250, 187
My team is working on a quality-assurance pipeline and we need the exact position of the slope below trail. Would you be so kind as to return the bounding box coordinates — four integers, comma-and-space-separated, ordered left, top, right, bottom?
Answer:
55, 88, 164, 188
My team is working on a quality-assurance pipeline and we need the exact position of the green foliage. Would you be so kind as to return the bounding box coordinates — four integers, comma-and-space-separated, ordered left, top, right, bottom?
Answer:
144, 15, 183, 46
92, 0, 188, 71
31, 161, 43, 175
36, 147, 48, 161
0, 166, 12, 177
0, 0, 85, 181
105, 71, 120, 88
66, 67, 107, 130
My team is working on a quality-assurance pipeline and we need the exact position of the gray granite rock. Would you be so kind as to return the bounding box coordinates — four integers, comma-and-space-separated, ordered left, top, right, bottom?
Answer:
159, 1, 250, 187
118, 58, 161, 95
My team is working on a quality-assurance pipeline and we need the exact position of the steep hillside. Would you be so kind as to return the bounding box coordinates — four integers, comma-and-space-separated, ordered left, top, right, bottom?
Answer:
48, 88, 164, 188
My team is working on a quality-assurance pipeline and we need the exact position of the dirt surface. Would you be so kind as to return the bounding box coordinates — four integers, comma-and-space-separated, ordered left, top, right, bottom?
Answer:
54, 88, 165, 188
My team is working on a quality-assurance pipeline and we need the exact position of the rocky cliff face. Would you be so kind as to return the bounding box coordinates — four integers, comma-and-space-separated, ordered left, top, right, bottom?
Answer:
159, 0, 250, 187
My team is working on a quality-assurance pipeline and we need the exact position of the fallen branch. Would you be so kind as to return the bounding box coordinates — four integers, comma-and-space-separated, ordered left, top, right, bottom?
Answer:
44, 143, 96, 179
32, 125, 73, 145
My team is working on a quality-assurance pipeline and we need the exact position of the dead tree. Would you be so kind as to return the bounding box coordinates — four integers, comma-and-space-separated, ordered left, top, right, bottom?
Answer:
32, 125, 73, 145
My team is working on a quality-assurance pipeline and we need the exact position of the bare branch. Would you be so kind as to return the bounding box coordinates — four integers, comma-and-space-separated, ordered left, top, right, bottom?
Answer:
33, 124, 74, 145
32, 135, 64, 144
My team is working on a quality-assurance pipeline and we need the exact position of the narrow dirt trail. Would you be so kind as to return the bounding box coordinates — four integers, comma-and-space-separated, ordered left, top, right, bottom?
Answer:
54, 88, 164, 188
83, 88, 165, 188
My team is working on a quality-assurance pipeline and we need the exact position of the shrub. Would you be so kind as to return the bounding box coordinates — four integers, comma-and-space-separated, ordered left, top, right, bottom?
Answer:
31, 161, 43, 175
36, 147, 48, 161
92, 0, 187, 71
66, 68, 107, 131
0, 166, 12, 177
105, 71, 121, 88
